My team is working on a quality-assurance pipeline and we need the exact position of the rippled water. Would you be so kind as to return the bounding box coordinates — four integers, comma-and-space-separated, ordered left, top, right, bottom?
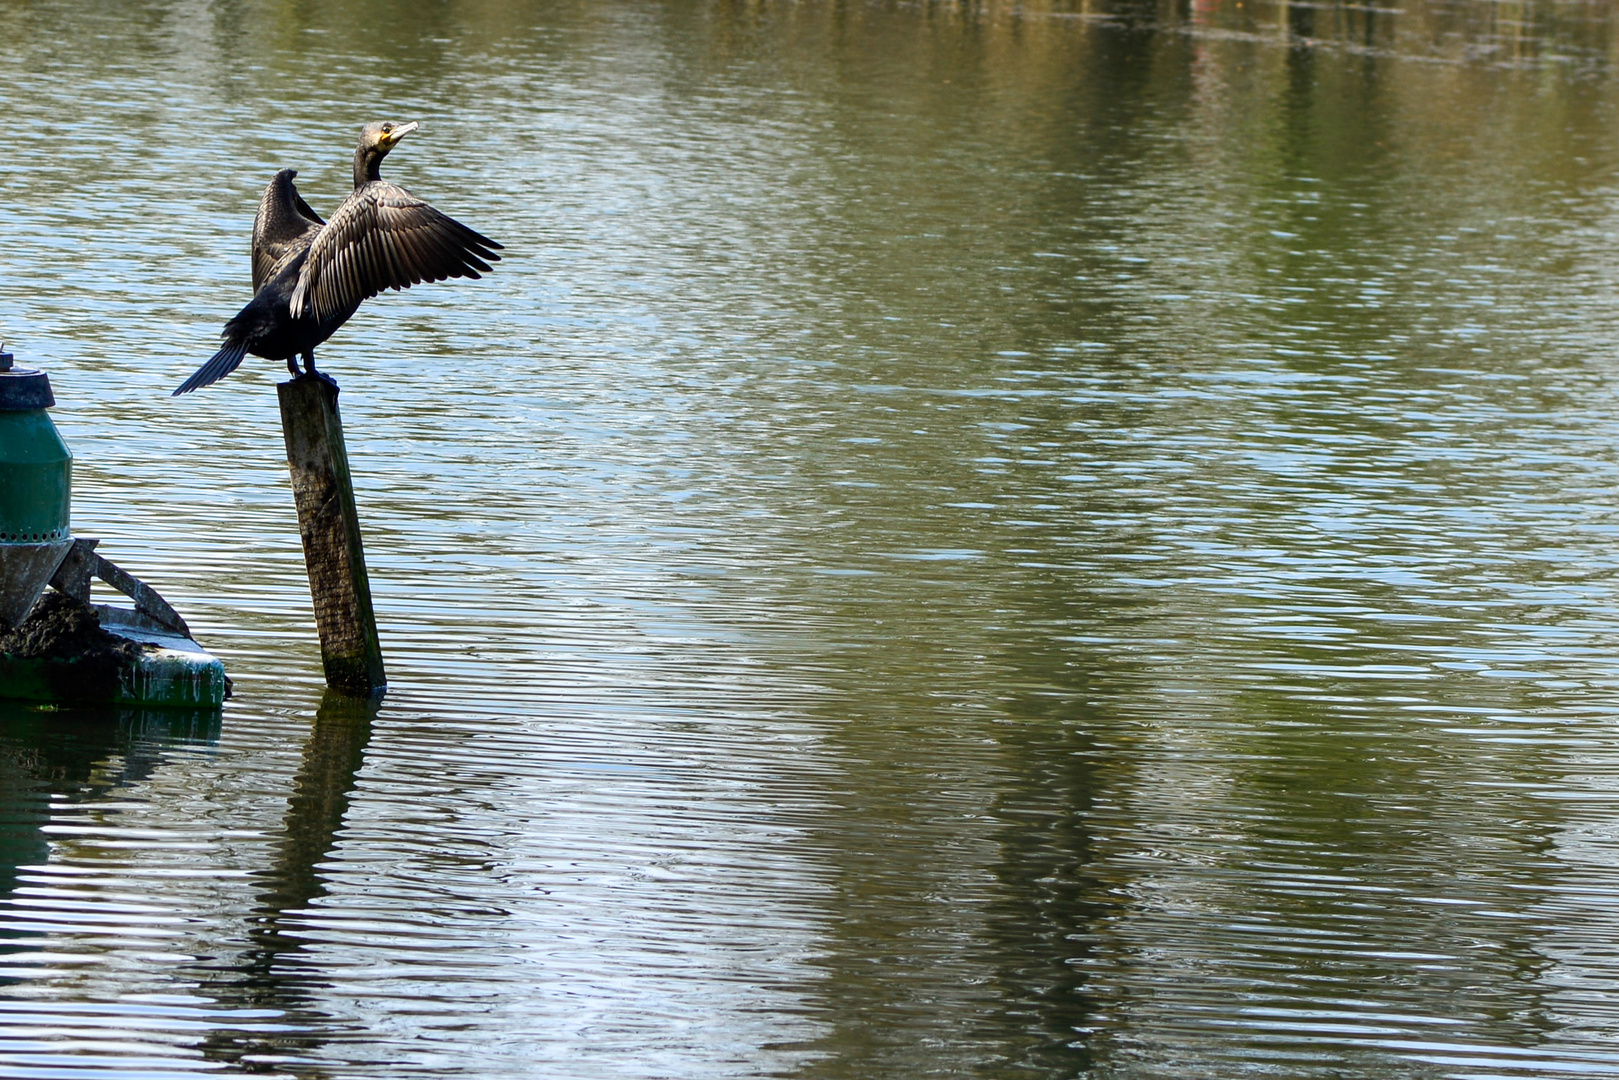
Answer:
7, 0, 1619, 1075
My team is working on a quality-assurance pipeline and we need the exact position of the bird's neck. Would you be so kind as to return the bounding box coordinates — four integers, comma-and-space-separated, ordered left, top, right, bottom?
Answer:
353, 149, 383, 188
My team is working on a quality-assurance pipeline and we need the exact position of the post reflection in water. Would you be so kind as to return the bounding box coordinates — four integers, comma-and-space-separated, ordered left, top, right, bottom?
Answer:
197, 691, 377, 1070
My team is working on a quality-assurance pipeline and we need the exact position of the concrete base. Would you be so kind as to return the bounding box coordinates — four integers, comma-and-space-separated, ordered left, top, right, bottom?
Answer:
0, 605, 227, 709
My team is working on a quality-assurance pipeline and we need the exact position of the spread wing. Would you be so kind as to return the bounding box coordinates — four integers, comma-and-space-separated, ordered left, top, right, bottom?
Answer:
252, 169, 325, 292
289, 180, 502, 324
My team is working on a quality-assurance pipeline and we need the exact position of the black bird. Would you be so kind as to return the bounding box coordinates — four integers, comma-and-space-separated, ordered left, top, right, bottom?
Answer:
174, 121, 502, 395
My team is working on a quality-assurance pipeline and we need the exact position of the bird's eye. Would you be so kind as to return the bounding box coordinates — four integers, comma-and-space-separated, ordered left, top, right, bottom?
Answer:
381, 123, 393, 133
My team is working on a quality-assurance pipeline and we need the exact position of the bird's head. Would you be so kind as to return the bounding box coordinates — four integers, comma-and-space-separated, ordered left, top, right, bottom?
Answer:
362, 120, 419, 153
354, 120, 420, 185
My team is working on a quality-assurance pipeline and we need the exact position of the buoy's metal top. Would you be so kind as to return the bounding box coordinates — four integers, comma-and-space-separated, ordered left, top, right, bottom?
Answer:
0, 346, 55, 411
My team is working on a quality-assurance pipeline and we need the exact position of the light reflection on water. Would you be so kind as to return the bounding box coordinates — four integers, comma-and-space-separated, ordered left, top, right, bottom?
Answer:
6, 0, 1619, 1076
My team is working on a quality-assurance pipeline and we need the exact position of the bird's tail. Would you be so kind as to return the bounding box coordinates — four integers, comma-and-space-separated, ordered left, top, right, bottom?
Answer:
172, 338, 249, 396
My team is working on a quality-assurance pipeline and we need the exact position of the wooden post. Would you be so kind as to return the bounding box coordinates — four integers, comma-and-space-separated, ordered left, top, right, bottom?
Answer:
277, 376, 385, 697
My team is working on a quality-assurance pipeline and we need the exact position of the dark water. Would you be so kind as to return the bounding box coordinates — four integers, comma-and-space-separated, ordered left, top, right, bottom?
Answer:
5, 0, 1619, 1075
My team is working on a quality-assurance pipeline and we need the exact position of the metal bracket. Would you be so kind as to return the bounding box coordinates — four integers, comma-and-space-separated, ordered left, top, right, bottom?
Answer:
48, 537, 192, 639
48, 536, 96, 602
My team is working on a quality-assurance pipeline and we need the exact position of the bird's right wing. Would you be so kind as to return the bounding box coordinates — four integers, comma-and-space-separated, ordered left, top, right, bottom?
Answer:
252, 169, 325, 292
289, 181, 502, 325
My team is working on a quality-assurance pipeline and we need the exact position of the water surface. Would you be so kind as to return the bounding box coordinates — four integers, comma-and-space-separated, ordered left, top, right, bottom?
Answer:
5, 0, 1619, 1076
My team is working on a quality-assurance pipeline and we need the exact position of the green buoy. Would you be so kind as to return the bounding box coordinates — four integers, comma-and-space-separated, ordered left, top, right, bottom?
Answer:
0, 346, 72, 627
0, 346, 227, 708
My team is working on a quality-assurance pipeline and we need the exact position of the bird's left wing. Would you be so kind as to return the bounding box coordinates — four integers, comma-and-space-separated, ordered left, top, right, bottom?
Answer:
289, 181, 502, 324
252, 169, 325, 292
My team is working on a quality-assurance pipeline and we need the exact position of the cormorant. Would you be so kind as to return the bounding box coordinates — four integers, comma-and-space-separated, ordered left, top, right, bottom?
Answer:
173, 121, 502, 395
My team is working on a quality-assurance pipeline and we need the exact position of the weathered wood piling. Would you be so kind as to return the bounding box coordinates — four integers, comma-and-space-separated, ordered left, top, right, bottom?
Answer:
277, 375, 385, 698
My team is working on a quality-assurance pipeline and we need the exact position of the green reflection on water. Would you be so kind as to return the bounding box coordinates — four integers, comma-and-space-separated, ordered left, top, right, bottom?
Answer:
0, 703, 221, 949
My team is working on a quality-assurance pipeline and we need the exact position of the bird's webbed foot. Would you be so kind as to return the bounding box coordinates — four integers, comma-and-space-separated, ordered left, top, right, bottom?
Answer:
294, 352, 339, 390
